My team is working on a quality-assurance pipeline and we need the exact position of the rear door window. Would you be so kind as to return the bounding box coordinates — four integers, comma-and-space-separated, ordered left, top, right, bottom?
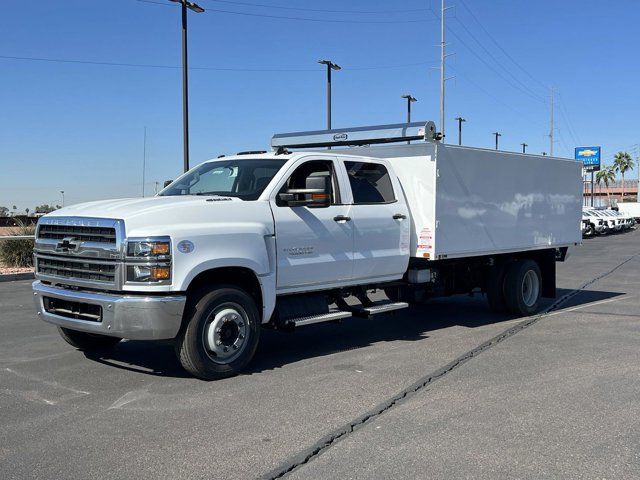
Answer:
344, 161, 395, 204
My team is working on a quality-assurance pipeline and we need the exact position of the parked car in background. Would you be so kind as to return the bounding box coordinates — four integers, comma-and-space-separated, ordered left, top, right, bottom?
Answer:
617, 202, 640, 223
582, 209, 607, 236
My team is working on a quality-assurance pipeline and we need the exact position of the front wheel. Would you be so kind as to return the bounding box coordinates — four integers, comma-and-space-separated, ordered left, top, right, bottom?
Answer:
585, 224, 595, 237
503, 259, 542, 316
175, 286, 261, 380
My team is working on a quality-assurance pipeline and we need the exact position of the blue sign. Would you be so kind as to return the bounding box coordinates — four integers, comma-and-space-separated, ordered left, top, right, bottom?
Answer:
575, 146, 601, 172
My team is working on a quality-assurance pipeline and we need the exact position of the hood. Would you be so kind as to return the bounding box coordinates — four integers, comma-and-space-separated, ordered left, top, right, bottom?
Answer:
45, 196, 275, 237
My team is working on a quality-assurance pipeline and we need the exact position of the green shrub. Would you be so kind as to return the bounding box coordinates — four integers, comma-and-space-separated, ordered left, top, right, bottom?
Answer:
0, 222, 35, 268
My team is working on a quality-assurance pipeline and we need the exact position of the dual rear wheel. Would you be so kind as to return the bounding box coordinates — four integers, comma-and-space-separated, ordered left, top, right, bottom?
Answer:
486, 258, 542, 316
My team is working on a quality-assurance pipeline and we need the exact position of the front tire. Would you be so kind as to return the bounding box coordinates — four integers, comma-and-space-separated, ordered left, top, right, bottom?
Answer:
176, 286, 260, 380
585, 224, 595, 237
503, 259, 542, 316
57, 327, 121, 351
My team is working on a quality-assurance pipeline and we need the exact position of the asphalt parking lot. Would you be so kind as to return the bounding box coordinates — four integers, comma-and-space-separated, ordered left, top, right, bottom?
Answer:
1, 229, 639, 480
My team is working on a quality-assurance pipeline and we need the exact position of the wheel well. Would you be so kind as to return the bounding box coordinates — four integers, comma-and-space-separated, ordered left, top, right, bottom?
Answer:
186, 267, 263, 314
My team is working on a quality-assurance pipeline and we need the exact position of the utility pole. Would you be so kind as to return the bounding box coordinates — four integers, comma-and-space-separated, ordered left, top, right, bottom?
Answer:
521, 142, 528, 153
401, 94, 417, 144
549, 87, 554, 157
142, 127, 147, 197
440, 0, 446, 140
170, 0, 205, 173
454, 117, 466, 145
437, 0, 453, 142
493, 132, 502, 150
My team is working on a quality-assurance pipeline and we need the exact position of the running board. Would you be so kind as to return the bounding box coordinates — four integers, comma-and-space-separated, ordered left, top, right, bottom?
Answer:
289, 310, 352, 327
353, 301, 409, 317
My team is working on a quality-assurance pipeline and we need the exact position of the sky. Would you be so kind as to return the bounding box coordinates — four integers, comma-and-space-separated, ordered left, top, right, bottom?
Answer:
1, 0, 640, 211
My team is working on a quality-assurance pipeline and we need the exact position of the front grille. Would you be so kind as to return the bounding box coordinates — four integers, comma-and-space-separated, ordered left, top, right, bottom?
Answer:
37, 257, 116, 284
38, 224, 117, 243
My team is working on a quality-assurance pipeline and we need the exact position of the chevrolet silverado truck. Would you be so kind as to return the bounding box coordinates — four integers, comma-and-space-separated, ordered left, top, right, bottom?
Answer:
32, 122, 583, 380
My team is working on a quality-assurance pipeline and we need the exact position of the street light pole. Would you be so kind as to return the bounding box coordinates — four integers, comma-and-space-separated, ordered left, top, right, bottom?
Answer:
318, 59, 341, 131
493, 132, 502, 150
318, 59, 340, 149
521, 142, 528, 153
170, 0, 204, 173
60, 191, 65, 208
454, 117, 466, 145
401, 94, 417, 144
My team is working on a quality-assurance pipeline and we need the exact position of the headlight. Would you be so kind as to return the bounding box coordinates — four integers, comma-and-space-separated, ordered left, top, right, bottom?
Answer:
126, 265, 171, 282
125, 237, 172, 284
127, 239, 171, 258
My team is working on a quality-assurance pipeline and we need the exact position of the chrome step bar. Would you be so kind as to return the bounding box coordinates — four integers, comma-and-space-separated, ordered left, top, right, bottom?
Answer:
288, 301, 409, 328
290, 310, 352, 327
357, 301, 409, 316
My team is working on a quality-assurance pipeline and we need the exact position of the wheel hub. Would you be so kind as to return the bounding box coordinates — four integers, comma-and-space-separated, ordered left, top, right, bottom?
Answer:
205, 306, 248, 363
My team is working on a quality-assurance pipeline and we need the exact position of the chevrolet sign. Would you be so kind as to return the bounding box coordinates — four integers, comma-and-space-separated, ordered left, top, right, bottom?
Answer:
575, 146, 601, 172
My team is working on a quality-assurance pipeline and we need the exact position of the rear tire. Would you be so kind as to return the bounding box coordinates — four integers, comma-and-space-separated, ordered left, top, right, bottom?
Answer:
503, 259, 542, 316
176, 286, 260, 380
57, 327, 121, 351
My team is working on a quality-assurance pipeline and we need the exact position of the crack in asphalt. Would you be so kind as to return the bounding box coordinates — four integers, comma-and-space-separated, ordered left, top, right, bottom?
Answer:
261, 252, 639, 480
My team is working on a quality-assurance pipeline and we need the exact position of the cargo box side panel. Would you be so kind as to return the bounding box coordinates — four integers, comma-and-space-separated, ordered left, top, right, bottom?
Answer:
434, 145, 583, 259
388, 148, 438, 260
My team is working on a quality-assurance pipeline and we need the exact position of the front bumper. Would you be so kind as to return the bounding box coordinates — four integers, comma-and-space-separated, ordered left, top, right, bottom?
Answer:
32, 281, 185, 340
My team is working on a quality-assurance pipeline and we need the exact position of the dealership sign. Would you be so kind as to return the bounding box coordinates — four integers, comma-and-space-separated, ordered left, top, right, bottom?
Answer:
575, 146, 601, 172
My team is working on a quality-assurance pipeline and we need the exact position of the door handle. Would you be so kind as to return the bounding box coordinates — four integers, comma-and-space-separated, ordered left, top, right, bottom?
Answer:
333, 215, 351, 222
393, 213, 407, 220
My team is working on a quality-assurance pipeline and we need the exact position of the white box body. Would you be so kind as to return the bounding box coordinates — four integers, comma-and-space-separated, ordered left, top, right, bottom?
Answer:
349, 143, 583, 260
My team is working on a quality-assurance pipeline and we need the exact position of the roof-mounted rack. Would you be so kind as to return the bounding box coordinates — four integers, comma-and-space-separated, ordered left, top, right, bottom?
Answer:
271, 121, 438, 150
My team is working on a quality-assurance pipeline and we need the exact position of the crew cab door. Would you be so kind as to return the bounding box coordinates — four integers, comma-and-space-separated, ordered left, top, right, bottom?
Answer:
342, 159, 410, 282
270, 157, 354, 291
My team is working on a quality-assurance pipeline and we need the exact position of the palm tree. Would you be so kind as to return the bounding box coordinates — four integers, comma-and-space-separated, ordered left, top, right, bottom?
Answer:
596, 166, 616, 206
613, 151, 635, 199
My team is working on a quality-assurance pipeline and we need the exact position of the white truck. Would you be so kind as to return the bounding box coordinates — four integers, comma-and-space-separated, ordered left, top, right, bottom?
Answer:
617, 202, 640, 223
32, 122, 583, 380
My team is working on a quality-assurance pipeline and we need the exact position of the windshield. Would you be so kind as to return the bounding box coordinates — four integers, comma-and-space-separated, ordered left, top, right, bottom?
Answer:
160, 158, 287, 200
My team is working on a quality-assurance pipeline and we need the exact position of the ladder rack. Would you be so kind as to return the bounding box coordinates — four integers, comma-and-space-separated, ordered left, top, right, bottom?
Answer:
271, 121, 437, 150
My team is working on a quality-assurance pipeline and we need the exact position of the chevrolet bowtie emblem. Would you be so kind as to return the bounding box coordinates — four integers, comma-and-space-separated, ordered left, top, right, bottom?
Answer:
56, 236, 79, 253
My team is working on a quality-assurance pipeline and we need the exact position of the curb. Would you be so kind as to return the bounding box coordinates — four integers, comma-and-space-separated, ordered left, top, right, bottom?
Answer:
0, 272, 35, 283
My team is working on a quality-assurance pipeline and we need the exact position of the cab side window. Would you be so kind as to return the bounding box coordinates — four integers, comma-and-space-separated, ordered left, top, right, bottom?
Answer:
344, 161, 395, 204
277, 160, 340, 206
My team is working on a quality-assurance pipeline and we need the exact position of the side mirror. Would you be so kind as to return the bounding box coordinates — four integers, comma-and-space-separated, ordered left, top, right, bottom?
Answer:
278, 174, 331, 208
163, 180, 173, 188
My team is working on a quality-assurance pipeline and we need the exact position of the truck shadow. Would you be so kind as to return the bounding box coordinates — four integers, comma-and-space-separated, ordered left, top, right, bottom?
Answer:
84, 287, 624, 378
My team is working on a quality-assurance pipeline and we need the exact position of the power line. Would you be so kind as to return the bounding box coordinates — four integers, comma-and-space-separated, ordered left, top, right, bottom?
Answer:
457, 0, 548, 92
137, 0, 436, 24
452, 16, 546, 103
446, 25, 545, 105
449, 65, 546, 128
0, 54, 429, 72
557, 93, 581, 145
204, 0, 431, 15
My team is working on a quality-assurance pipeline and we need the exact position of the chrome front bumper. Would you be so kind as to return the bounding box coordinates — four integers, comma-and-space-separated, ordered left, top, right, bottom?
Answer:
32, 281, 185, 340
